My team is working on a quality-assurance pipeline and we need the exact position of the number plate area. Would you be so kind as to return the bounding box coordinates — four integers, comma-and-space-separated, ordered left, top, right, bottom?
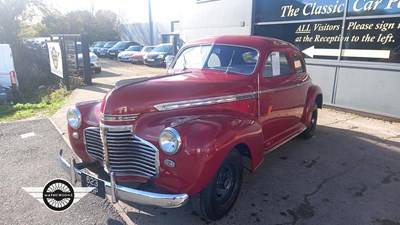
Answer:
81, 173, 106, 198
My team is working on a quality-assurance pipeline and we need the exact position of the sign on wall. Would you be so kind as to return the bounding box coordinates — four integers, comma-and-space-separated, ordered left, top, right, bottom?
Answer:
47, 42, 64, 78
254, 0, 400, 63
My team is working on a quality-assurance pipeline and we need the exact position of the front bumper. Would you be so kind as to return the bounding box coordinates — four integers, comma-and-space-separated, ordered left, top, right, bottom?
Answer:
57, 150, 189, 208
144, 58, 165, 67
118, 56, 130, 62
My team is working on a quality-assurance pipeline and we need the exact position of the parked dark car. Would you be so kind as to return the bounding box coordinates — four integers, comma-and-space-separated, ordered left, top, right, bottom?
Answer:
107, 41, 141, 59
90, 41, 106, 56
98, 41, 118, 58
144, 43, 179, 67
0, 84, 8, 104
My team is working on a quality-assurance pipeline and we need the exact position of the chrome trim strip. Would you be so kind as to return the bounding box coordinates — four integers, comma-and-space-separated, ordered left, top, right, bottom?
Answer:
99, 125, 110, 172
57, 150, 188, 208
154, 92, 256, 111
100, 124, 134, 173
85, 125, 160, 177
100, 113, 140, 122
259, 80, 311, 94
265, 127, 307, 155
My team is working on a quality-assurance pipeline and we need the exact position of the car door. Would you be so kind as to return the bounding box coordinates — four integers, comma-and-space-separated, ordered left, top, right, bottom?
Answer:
259, 49, 301, 150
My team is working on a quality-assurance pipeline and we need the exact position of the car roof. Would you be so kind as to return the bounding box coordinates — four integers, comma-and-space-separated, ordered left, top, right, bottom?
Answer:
186, 35, 296, 51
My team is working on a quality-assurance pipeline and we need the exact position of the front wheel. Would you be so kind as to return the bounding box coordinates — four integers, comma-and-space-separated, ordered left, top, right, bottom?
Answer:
192, 149, 243, 221
300, 102, 318, 139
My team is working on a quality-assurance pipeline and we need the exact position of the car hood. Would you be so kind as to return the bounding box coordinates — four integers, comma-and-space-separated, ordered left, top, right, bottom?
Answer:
109, 47, 125, 51
146, 52, 168, 57
119, 51, 138, 56
100, 71, 254, 115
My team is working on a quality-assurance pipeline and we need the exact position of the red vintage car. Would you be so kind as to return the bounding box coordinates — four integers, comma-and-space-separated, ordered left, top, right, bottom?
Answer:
58, 35, 322, 220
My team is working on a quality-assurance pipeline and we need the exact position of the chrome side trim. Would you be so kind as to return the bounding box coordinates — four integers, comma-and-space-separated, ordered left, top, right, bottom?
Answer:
154, 92, 256, 111
264, 126, 307, 155
259, 80, 311, 94
100, 113, 140, 122
57, 150, 189, 208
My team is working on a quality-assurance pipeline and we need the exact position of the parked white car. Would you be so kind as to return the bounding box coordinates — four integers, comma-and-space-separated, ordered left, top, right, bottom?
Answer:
0, 44, 19, 103
77, 43, 101, 73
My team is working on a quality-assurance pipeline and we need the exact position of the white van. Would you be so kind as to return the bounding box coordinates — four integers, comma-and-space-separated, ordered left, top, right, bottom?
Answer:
0, 44, 19, 102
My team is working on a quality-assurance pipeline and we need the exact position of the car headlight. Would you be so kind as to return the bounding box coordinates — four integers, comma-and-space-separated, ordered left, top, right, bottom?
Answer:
159, 127, 181, 155
157, 54, 165, 59
67, 107, 82, 129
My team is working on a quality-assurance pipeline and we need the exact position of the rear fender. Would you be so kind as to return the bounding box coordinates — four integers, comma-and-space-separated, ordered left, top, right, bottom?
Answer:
302, 85, 323, 125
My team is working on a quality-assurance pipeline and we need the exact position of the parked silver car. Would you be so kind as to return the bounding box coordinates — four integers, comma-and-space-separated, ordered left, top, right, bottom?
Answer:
117, 45, 142, 62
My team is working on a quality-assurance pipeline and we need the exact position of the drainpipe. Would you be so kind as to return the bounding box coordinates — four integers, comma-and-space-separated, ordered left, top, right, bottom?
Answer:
148, 0, 154, 45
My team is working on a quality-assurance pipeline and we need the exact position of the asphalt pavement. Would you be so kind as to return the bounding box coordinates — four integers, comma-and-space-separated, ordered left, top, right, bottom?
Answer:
116, 109, 400, 225
0, 119, 125, 225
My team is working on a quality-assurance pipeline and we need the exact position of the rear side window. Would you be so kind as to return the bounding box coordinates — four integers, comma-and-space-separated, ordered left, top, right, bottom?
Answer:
293, 53, 305, 73
263, 51, 292, 77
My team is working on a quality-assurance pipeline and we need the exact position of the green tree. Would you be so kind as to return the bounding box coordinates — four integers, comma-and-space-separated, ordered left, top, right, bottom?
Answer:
41, 9, 120, 43
0, 0, 50, 44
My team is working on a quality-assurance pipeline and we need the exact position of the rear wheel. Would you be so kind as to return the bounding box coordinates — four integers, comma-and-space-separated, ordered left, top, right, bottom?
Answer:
300, 102, 318, 139
192, 149, 243, 221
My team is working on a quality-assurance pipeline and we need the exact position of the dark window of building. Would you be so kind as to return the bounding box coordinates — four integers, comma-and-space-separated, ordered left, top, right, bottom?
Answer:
254, 0, 400, 64
347, 0, 400, 17
255, 0, 345, 23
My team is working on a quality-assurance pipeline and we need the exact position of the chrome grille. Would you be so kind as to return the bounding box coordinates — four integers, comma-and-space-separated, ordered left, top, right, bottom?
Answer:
83, 126, 159, 177
84, 128, 104, 162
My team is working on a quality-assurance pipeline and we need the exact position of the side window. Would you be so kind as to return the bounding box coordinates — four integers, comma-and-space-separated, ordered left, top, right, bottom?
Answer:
263, 51, 292, 77
293, 53, 305, 73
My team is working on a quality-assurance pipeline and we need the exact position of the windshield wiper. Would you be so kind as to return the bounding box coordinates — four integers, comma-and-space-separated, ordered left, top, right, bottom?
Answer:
225, 50, 235, 74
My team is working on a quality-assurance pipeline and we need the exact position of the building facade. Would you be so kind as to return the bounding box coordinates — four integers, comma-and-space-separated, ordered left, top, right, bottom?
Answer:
121, 0, 400, 119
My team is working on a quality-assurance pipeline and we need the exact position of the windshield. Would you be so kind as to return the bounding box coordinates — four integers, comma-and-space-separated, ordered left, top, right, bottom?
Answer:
152, 44, 172, 53
104, 41, 117, 48
142, 46, 154, 52
94, 42, 105, 47
172, 44, 259, 75
113, 42, 129, 48
126, 46, 141, 51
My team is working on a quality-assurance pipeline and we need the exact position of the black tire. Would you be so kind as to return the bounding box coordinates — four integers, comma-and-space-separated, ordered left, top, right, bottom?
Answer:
300, 102, 318, 139
94, 68, 101, 73
192, 149, 243, 221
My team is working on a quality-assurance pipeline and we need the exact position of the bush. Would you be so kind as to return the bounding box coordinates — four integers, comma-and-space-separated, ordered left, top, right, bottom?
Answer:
11, 44, 61, 101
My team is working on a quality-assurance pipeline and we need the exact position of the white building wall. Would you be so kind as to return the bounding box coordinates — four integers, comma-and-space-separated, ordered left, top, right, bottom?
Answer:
179, 0, 253, 42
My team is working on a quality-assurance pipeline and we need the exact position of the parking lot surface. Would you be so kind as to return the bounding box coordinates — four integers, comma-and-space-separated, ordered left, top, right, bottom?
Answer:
117, 109, 400, 225
0, 119, 125, 225
52, 59, 400, 225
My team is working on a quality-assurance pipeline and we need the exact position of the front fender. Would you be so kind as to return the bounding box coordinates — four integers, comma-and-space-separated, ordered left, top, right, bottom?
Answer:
134, 110, 263, 195
68, 100, 102, 162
